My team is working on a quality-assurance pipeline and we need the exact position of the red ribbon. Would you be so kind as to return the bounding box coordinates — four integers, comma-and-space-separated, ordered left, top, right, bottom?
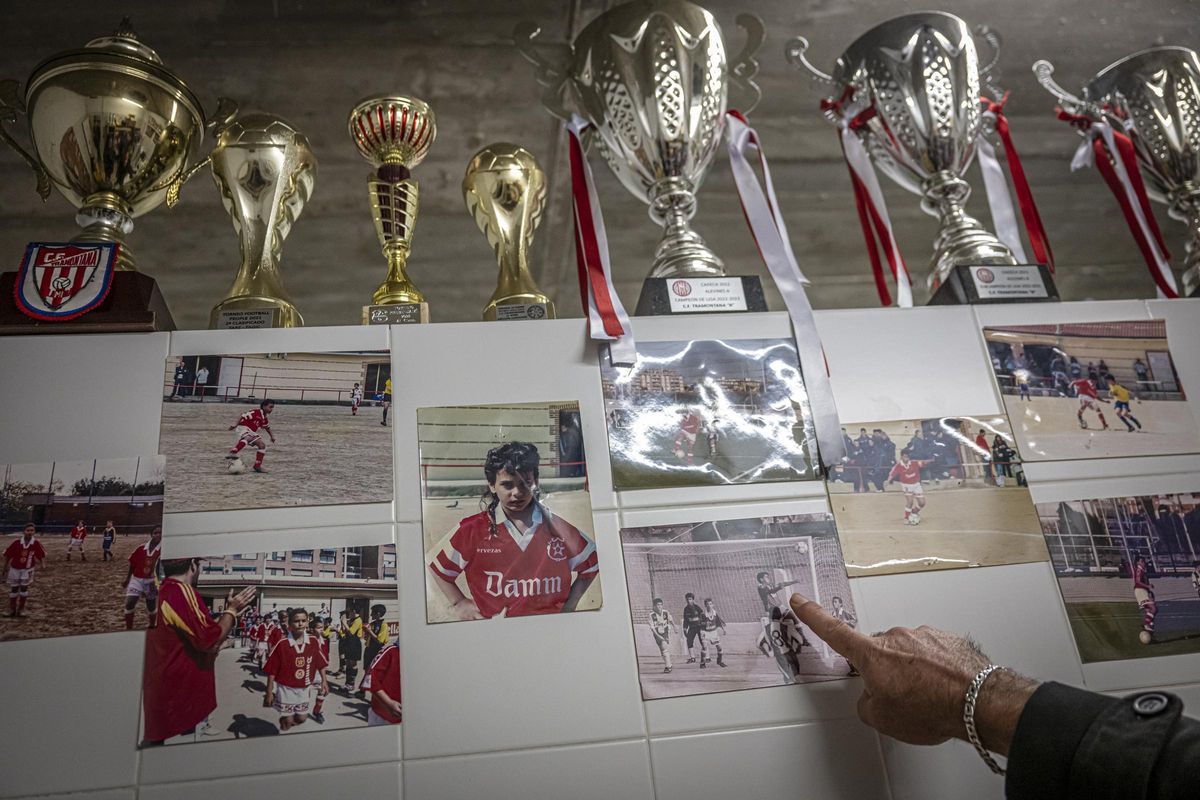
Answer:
566, 126, 627, 337
985, 96, 1055, 272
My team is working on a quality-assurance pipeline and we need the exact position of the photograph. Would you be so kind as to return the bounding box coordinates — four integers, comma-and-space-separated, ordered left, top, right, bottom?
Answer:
2, 455, 164, 642
598, 338, 820, 490
620, 513, 856, 700
140, 542, 400, 746
159, 350, 393, 512
419, 401, 601, 623
828, 414, 1047, 577
983, 320, 1200, 461
1038, 493, 1200, 663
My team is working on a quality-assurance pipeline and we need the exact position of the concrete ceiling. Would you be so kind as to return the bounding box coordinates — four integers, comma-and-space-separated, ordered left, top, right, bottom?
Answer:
1, 0, 1196, 330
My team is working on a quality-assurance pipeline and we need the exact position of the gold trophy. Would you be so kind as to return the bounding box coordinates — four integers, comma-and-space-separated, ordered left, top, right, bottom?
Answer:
172, 112, 315, 328
349, 95, 435, 324
462, 143, 554, 321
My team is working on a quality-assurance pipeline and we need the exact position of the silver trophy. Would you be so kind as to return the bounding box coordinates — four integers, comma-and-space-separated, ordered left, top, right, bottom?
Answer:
516, 0, 763, 286
1035, 48, 1200, 296
788, 12, 1028, 296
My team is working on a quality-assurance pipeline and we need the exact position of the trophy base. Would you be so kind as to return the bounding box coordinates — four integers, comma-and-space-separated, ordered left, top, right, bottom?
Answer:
927, 265, 1059, 306
0, 271, 175, 334
363, 303, 429, 325
635, 276, 767, 316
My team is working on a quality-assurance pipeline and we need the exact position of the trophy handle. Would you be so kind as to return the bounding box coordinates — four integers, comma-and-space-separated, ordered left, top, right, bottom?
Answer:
207, 96, 239, 134
1032, 59, 1095, 116
0, 79, 51, 201
164, 155, 212, 209
729, 14, 765, 114
164, 97, 238, 208
973, 26, 1005, 101
513, 21, 574, 121
784, 37, 835, 85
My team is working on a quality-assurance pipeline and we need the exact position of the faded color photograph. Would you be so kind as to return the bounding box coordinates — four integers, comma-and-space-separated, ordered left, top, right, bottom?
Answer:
159, 350, 393, 512
620, 513, 856, 700
984, 320, 1200, 461
599, 338, 820, 490
829, 415, 1047, 577
1038, 493, 1200, 663
2, 456, 164, 641
419, 401, 601, 624
140, 543, 400, 746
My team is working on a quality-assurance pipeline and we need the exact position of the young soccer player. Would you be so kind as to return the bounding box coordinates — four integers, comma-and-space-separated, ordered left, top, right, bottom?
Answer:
698, 598, 727, 668
1068, 377, 1110, 430
682, 592, 703, 664
360, 604, 389, 695
309, 616, 331, 723
427, 442, 599, 620
1192, 560, 1200, 601
121, 526, 163, 629
226, 400, 276, 473
350, 382, 363, 416
66, 519, 87, 561
4, 523, 46, 617
1014, 370, 1032, 401
757, 606, 803, 684
755, 571, 799, 613
673, 410, 702, 466
830, 595, 860, 676
101, 520, 117, 561
263, 608, 328, 732
381, 377, 392, 427
649, 597, 677, 673
1106, 377, 1143, 432
887, 448, 932, 525
1133, 554, 1157, 643
366, 641, 402, 726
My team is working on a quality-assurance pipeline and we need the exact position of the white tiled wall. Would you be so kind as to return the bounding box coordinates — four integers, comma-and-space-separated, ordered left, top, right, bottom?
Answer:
2, 301, 1198, 799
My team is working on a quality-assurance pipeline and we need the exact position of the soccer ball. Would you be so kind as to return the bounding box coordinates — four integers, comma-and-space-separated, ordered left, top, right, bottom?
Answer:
1139, 630, 1152, 645
796, 541, 809, 556
228, 458, 246, 475
673, 449, 686, 460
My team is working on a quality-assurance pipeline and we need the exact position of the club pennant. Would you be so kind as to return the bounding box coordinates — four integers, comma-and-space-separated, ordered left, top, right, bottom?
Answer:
14, 242, 117, 321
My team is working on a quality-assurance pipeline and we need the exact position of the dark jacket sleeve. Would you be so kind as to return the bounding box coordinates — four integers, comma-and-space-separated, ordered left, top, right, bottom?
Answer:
1006, 682, 1200, 799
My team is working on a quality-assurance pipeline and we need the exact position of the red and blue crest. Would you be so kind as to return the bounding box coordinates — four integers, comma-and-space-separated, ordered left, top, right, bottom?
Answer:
15, 242, 116, 321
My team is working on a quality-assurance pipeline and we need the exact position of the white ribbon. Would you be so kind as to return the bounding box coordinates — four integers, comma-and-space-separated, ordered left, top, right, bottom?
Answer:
726, 112, 845, 468
977, 113, 1029, 263
566, 116, 637, 366
1073, 121, 1178, 299
837, 124, 913, 308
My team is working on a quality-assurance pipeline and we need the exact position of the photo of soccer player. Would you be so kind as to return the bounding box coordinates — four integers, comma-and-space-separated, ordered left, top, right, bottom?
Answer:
619, 513, 855, 700
983, 321, 1200, 461
829, 415, 1047, 577
598, 338, 820, 490
418, 401, 602, 624
1, 455, 164, 642
159, 350, 393, 512
1037, 493, 1200, 662
139, 540, 400, 746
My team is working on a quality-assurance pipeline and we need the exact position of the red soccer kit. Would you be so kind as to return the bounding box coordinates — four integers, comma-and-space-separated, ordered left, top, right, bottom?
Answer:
128, 541, 162, 579
263, 633, 328, 689
70, 525, 86, 542
266, 623, 283, 648
142, 578, 226, 743
5, 537, 46, 569
887, 460, 927, 486
367, 643, 402, 724
429, 507, 599, 618
236, 408, 269, 431
1070, 378, 1098, 399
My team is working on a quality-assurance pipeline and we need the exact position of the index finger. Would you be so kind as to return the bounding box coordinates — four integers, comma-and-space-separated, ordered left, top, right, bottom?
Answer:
789, 593, 874, 663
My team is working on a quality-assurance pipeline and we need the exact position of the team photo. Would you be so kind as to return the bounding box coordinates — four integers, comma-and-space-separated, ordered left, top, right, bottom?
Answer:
984, 320, 1200, 461
140, 542, 400, 746
159, 350, 393, 512
418, 401, 602, 624
1038, 493, 1200, 663
598, 338, 820, 490
620, 513, 856, 700
829, 415, 1047, 577
1, 456, 165, 641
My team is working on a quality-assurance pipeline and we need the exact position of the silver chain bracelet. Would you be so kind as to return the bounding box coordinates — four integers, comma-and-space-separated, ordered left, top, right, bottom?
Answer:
963, 664, 1007, 776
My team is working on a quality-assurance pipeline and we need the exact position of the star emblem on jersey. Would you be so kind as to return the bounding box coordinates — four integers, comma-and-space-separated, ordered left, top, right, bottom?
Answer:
15, 242, 117, 321
546, 537, 567, 562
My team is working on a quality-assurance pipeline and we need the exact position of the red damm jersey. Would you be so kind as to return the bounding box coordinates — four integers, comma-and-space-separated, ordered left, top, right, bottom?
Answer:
1070, 378, 1098, 399
128, 541, 162, 579
315, 632, 330, 660
235, 408, 270, 432
429, 506, 599, 619
887, 459, 928, 485
142, 578, 226, 743
367, 643, 402, 724
252, 622, 265, 642
1133, 563, 1153, 592
4, 537, 46, 569
266, 623, 283, 648
679, 413, 702, 437
70, 524, 87, 541
264, 633, 328, 689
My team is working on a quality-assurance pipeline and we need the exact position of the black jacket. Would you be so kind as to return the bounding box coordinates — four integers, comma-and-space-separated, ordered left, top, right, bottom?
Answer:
1007, 682, 1199, 798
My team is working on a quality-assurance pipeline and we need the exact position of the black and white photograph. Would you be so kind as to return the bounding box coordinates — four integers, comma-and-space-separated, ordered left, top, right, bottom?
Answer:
620, 513, 856, 700
159, 350, 392, 512
599, 338, 820, 490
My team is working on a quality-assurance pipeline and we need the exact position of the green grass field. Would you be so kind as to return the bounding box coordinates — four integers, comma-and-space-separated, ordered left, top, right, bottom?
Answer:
1067, 600, 1200, 662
